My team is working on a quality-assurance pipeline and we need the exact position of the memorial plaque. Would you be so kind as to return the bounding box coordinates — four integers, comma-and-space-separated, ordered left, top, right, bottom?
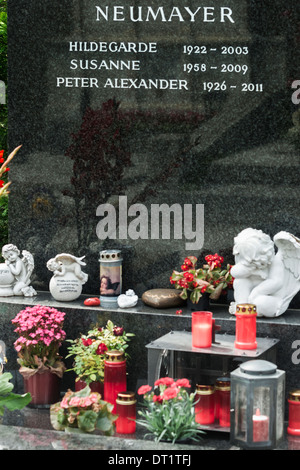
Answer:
7, 1, 300, 300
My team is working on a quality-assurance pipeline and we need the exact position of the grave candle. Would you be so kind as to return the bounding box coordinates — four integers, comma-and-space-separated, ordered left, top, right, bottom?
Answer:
192, 311, 213, 348
253, 408, 269, 442
217, 378, 231, 428
104, 350, 126, 413
234, 304, 257, 350
195, 384, 215, 425
287, 390, 300, 436
116, 391, 137, 434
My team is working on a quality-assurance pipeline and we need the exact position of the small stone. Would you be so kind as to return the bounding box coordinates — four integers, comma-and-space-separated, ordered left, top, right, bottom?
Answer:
142, 289, 185, 309
84, 297, 100, 306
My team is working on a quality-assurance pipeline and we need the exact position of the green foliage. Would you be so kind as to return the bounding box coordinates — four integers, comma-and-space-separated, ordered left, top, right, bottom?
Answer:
66, 320, 134, 384
137, 379, 205, 444
0, 372, 31, 415
50, 384, 117, 434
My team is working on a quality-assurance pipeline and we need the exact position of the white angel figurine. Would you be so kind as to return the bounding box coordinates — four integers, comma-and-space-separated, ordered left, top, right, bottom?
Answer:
1, 244, 37, 296
229, 228, 300, 317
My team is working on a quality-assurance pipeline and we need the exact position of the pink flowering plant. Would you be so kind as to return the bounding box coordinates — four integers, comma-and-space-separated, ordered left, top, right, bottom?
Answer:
137, 377, 204, 444
12, 305, 66, 376
66, 320, 134, 385
50, 384, 117, 434
170, 254, 233, 304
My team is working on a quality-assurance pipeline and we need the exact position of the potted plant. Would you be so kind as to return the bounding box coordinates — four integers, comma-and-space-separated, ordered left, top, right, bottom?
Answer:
170, 254, 233, 308
0, 372, 32, 420
66, 320, 134, 393
50, 384, 117, 434
137, 377, 204, 444
12, 305, 66, 405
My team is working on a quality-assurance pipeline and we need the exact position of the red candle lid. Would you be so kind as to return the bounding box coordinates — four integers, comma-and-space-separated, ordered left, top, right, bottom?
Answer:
196, 384, 215, 395
105, 350, 125, 362
236, 304, 257, 315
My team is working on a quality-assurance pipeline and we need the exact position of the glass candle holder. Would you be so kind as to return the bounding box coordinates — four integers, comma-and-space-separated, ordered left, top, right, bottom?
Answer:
104, 350, 126, 413
215, 377, 231, 427
116, 391, 137, 434
288, 390, 300, 436
192, 311, 213, 348
99, 249, 122, 308
234, 304, 257, 350
195, 384, 215, 425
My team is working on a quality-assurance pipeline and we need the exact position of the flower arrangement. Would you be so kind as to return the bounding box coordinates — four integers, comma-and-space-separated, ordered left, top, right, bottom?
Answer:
50, 384, 117, 434
12, 305, 66, 377
137, 377, 204, 444
170, 254, 233, 304
0, 372, 32, 416
0, 145, 21, 198
66, 320, 134, 385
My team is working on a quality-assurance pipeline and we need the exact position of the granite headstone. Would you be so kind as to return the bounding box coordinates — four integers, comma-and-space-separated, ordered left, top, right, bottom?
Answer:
7, 0, 300, 306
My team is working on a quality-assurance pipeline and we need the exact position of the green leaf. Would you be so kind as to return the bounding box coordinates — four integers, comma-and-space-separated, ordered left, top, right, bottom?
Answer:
78, 410, 97, 433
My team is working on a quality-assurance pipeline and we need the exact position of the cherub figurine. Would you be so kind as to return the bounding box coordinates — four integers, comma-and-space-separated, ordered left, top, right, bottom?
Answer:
47, 253, 88, 301
47, 253, 88, 284
1, 244, 37, 297
229, 228, 300, 317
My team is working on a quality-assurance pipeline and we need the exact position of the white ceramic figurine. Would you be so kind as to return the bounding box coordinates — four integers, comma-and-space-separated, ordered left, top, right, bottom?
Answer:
47, 253, 88, 301
0, 244, 37, 297
229, 228, 300, 317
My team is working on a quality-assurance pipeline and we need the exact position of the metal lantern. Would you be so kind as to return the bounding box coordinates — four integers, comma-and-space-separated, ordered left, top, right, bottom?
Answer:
99, 249, 122, 308
230, 359, 285, 449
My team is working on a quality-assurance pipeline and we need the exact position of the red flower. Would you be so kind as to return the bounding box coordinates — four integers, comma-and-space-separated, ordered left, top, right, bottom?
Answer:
96, 342, 108, 355
184, 257, 193, 267
178, 279, 188, 288
0, 180, 4, 188
162, 387, 179, 400
183, 272, 194, 282
81, 338, 93, 346
154, 377, 175, 387
175, 378, 191, 388
176, 309, 182, 315
181, 264, 189, 271
137, 384, 152, 395
153, 394, 163, 403
201, 286, 207, 293
0, 150, 4, 159
113, 326, 124, 336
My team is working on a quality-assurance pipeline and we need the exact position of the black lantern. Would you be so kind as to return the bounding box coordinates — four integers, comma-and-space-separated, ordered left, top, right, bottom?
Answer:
230, 359, 285, 449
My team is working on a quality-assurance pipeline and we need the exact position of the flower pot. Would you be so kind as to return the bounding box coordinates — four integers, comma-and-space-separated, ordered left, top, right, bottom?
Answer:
75, 378, 104, 396
23, 370, 61, 406
187, 293, 210, 311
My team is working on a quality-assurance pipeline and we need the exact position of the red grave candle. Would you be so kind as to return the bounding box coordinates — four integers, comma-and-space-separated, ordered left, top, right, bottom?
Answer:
215, 378, 231, 427
104, 350, 126, 413
192, 311, 213, 348
288, 390, 300, 436
253, 408, 269, 442
195, 384, 215, 425
116, 391, 137, 434
234, 304, 257, 350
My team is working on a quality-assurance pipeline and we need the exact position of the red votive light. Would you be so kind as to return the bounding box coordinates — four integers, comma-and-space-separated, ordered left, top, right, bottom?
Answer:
253, 408, 269, 442
288, 390, 300, 436
116, 391, 137, 434
234, 304, 257, 350
195, 384, 215, 425
215, 377, 231, 428
104, 350, 126, 413
192, 311, 213, 348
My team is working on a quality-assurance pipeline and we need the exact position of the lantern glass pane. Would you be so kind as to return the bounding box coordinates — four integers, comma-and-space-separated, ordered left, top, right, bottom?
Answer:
252, 386, 270, 442
276, 379, 284, 440
234, 382, 247, 442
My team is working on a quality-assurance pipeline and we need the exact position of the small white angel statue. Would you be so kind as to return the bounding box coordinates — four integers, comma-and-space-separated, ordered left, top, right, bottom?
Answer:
229, 228, 300, 317
1, 244, 37, 297
47, 253, 88, 301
